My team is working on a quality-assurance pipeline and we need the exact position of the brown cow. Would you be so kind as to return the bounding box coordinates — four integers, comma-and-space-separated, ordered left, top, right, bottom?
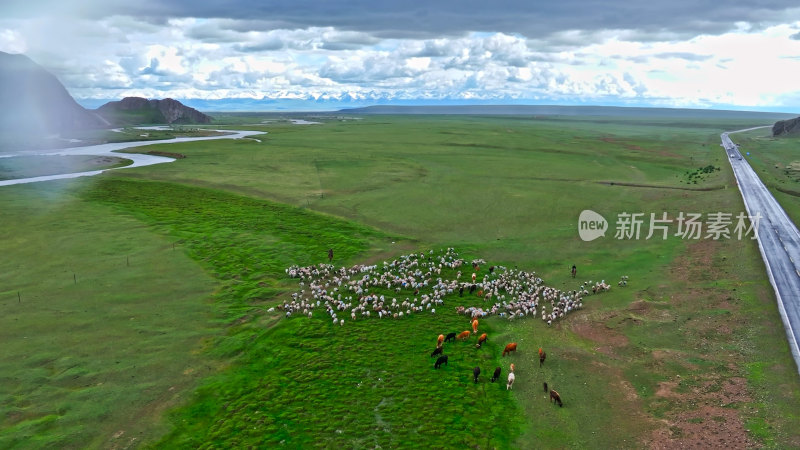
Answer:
502, 342, 517, 357
437, 334, 444, 347
539, 350, 546, 367
475, 333, 488, 348
457, 330, 471, 341
550, 389, 563, 407
471, 319, 479, 334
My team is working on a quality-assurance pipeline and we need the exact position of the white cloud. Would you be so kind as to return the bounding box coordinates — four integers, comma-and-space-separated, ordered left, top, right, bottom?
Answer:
0, 28, 27, 53
2, 12, 800, 110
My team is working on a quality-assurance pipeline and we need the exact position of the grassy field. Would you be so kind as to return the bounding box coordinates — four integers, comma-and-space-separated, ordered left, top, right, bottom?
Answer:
1, 114, 799, 448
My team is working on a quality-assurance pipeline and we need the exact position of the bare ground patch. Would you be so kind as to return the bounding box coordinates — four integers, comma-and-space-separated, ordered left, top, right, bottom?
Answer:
650, 376, 755, 449
645, 240, 758, 449
571, 312, 629, 358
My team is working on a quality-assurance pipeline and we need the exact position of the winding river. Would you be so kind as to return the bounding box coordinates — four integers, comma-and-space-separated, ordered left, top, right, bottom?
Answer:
0, 128, 263, 187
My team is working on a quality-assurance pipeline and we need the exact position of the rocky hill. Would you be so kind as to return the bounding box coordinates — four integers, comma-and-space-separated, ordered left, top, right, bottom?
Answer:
96, 97, 212, 126
0, 51, 107, 136
772, 117, 800, 136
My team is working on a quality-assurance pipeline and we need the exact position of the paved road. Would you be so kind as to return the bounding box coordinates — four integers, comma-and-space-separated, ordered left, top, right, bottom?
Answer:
0, 128, 263, 187
722, 128, 800, 374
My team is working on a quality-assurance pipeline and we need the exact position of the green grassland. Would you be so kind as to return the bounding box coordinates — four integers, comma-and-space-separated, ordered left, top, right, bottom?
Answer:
1, 115, 799, 448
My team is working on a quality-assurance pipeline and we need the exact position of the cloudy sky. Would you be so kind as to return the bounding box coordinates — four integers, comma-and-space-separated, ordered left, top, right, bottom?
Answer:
2, 0, 800, 111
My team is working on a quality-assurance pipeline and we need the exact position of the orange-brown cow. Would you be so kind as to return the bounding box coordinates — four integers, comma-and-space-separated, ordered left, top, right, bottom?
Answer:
471, 319, 479, 334
437, 334, 444, 347
475, 333, 488, 348
457, 330, 471, 341
502, 342, 517, 357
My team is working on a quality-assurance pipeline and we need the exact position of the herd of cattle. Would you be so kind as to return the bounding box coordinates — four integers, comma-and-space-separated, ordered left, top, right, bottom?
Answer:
430, 321, 563, 407
279, 248, 614, 407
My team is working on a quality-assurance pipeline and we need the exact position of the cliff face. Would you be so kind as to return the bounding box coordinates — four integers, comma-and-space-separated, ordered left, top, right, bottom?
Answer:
0, 51, 107, 135
156, 98, 212, 124
772, 117, 800, 136
96, 97, 212, 125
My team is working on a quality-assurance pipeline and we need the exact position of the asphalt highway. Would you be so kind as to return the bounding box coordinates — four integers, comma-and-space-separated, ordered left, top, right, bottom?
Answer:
723, 129, 800, 374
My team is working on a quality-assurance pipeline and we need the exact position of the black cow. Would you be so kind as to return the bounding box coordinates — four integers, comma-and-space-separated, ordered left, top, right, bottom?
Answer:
430, 347, 443, 358
473, 366, 481, 383
444, 332, 457, 343
434, 355, 449, 369
491, 367, 502, 383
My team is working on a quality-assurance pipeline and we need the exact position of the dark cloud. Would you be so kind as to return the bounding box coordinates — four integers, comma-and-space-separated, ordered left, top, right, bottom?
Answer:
233, 39, 286, 52
68, 0, 800, 39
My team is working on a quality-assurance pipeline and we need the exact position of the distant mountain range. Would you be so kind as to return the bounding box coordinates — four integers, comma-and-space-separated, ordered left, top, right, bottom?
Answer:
339, 105, 798, 120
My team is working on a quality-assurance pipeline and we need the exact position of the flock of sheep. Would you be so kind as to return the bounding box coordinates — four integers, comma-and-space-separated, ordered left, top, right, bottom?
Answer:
277, 248, 612, 327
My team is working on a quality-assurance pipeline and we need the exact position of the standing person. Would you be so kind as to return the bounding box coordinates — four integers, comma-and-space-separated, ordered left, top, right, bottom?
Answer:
328, 248, 334, 263
571, 264, 577, 278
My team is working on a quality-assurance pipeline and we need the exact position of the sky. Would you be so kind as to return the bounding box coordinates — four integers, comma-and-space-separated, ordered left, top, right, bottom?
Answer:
2, 0, 800, 111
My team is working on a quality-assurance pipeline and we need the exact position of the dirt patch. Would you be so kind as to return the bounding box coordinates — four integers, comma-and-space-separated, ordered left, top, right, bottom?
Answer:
628, 300, 652, 313
650, 405, 755, 449
571, 315, 629, 355
595, 180, 723, 192
655, 380, 682, 399
650, 376, 755, 448
671, 240, 723, 284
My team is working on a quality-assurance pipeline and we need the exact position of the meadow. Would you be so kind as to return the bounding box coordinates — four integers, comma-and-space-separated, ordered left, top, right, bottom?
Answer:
1, 114, 799, 448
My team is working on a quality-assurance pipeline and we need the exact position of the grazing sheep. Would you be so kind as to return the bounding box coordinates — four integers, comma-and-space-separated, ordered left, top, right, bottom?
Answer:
507, 372, 516, 390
